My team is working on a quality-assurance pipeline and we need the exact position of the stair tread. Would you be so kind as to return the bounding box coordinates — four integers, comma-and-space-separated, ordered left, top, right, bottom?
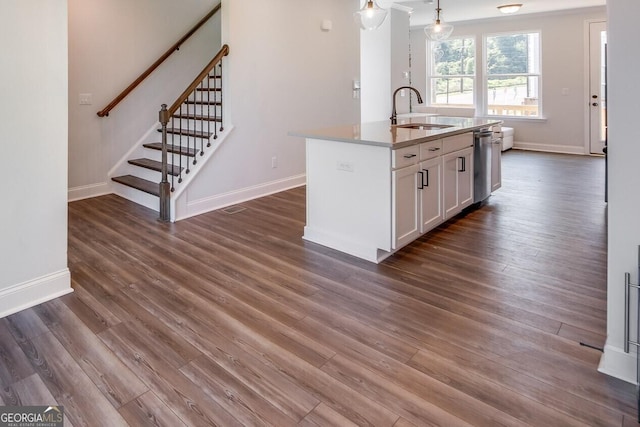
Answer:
112, 175, 159, 196
196, 87, 222, 91
159, 128, 212, 138
172, 113, 222, 122
129, 158, 183, 176
184, 100, 222, 105
143, 142, 197, 157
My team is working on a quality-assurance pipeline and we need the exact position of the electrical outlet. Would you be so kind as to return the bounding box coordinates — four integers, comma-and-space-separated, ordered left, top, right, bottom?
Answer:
272, 156, 278, 168
336, 161, 355, 172
79, 93, 92, 105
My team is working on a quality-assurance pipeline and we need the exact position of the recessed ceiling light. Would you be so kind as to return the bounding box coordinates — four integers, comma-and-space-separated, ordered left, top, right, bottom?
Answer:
497, 3, 523, 14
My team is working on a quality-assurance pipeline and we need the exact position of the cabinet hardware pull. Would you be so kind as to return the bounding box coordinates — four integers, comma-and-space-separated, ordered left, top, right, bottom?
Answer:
458, 156, 466, 172
422, 169, 429, 187
417, 171, 424, 189
428, 147, 440, 152
404, 153, 417, 159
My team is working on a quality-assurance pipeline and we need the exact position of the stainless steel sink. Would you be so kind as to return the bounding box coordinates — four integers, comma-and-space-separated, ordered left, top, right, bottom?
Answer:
392, 123, 454, 130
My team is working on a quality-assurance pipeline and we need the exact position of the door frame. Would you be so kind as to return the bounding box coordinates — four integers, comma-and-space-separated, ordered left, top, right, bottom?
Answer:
584, 19, 607, 155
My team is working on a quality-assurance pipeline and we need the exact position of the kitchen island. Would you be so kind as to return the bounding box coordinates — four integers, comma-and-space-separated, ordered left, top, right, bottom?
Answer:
291, 116, 502, 263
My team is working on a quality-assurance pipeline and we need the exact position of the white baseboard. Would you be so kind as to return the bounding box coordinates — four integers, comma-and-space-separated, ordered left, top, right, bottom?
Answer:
598, 343, 638, 384
513, 141, 586, 155
0, 269, 73, 318
303, 226, 389, 264
174, 174, 306, 221
68, 182, 111, 202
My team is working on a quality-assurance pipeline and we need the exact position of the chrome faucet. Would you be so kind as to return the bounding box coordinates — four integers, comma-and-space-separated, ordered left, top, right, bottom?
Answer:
390, 86, 424, 125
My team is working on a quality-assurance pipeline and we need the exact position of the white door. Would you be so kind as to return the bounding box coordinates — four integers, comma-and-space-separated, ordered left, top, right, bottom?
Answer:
457, 147, 474, 211
443, 152, 460, 219
419, 157, 443, 233
589, 21, 607, 155
491, 139, 502, 192
392, 164, 421, 249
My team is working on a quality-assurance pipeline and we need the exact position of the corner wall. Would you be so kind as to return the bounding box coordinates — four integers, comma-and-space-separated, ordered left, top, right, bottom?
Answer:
67, 0, 220, 200
176, 0, 361, 218
0, 0, 72, 317
599, 0, 640, 384
410, 7, 606, 154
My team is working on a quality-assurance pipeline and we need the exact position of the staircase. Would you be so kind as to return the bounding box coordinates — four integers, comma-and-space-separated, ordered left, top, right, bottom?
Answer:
110, 45, 229, 221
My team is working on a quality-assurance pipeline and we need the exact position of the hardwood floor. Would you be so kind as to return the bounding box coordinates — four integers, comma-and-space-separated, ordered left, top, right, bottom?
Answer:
1, 150, 635, 426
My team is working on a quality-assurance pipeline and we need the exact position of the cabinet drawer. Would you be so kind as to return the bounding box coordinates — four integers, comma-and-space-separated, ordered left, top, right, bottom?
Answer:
392, 145, 420, 169
442, 133, 473, 154
420, 139, 443, 160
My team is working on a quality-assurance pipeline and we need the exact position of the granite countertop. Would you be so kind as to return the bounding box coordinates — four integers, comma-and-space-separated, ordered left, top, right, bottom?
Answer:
290, 116, 502, 149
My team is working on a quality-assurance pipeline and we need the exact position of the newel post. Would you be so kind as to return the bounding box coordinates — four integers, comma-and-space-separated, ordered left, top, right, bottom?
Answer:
159, 104, 171, 222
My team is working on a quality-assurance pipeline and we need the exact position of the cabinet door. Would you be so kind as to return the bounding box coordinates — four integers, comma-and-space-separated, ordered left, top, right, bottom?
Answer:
458, 147, 474, 210
491, 140, 502, 192
392, 164, 421, 249
419, 157, 443, 233
442, 151, 460, 219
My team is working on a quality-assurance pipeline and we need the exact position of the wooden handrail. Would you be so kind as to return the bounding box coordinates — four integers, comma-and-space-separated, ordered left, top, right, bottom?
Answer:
97, 3, 221, 117
167, 44, 229, 116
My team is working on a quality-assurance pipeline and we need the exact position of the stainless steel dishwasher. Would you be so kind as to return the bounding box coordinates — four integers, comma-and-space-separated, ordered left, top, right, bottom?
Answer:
473, 129, 493, 203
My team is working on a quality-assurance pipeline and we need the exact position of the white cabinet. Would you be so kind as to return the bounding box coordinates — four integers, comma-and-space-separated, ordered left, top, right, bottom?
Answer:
419, 156, 443, 233
392, 163, 421, 249
393, 141, 445, 250
491, 139, 502, 192
303, 127, 495, 263
443, 147, 474, 220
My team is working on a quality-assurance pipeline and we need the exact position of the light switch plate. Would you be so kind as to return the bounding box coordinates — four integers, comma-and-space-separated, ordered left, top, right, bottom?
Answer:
79, 93, 92, 105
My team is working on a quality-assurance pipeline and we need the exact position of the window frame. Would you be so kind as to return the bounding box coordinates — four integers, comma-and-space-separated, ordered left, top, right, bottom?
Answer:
426, 35, 477, 107
482, 30, 542, 118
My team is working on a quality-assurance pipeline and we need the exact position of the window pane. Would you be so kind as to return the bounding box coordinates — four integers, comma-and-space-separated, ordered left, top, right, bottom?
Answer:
487, 76, 539, 116
433, 38, 475, 76
431, 77, 474, 106
429, 36, 475, 106
487, 33, 540, 75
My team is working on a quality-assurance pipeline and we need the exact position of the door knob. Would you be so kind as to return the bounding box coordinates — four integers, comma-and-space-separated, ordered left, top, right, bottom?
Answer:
592, 95, 598, 99
592, 102, 599, 106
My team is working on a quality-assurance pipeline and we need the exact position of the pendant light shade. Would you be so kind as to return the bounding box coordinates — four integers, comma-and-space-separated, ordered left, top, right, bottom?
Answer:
354, 0, 388, 31
424, 0, 453, 41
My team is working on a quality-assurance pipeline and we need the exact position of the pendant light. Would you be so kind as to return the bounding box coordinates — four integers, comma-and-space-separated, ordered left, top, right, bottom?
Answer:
354, 0, 388, 31
424, 0, 454, 42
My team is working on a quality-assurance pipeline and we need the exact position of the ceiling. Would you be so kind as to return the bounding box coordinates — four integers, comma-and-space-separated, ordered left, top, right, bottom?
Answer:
385, 0, 605, 27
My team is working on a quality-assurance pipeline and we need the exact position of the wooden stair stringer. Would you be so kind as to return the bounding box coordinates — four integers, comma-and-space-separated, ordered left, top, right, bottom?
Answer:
168, 123, 234, 221
108, 113, 232, 218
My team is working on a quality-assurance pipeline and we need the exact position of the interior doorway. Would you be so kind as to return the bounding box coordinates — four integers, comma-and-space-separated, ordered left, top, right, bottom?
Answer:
589, 21, 607, 155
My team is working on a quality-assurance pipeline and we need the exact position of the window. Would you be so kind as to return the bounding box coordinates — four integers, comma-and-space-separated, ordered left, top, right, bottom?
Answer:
428, 37, 475, 106
485, 32, 541, 117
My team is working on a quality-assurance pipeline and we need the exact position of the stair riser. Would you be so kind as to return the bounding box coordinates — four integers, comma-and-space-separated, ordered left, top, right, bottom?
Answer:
177, 104, 222, 116
143, 147, 201, 164
121, 163, 163, 183
186, 92, 221, 103
165, 118, 221, 131
112, 182, 160, 212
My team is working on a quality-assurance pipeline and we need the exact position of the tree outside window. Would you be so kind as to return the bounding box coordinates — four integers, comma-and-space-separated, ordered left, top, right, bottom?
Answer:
486, 32, 541, 117
429, 37, 475, 106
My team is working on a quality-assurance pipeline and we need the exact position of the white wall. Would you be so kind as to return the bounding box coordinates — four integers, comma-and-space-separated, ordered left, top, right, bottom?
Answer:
68, 0, 221, 199
599, 0, 640, 384
0, 0, 72, 317
411, 7, 606, 154
361, 12, 392, 122
177, 0, 361, 217
361, 7, 411, 123
391, 9, 412, 116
